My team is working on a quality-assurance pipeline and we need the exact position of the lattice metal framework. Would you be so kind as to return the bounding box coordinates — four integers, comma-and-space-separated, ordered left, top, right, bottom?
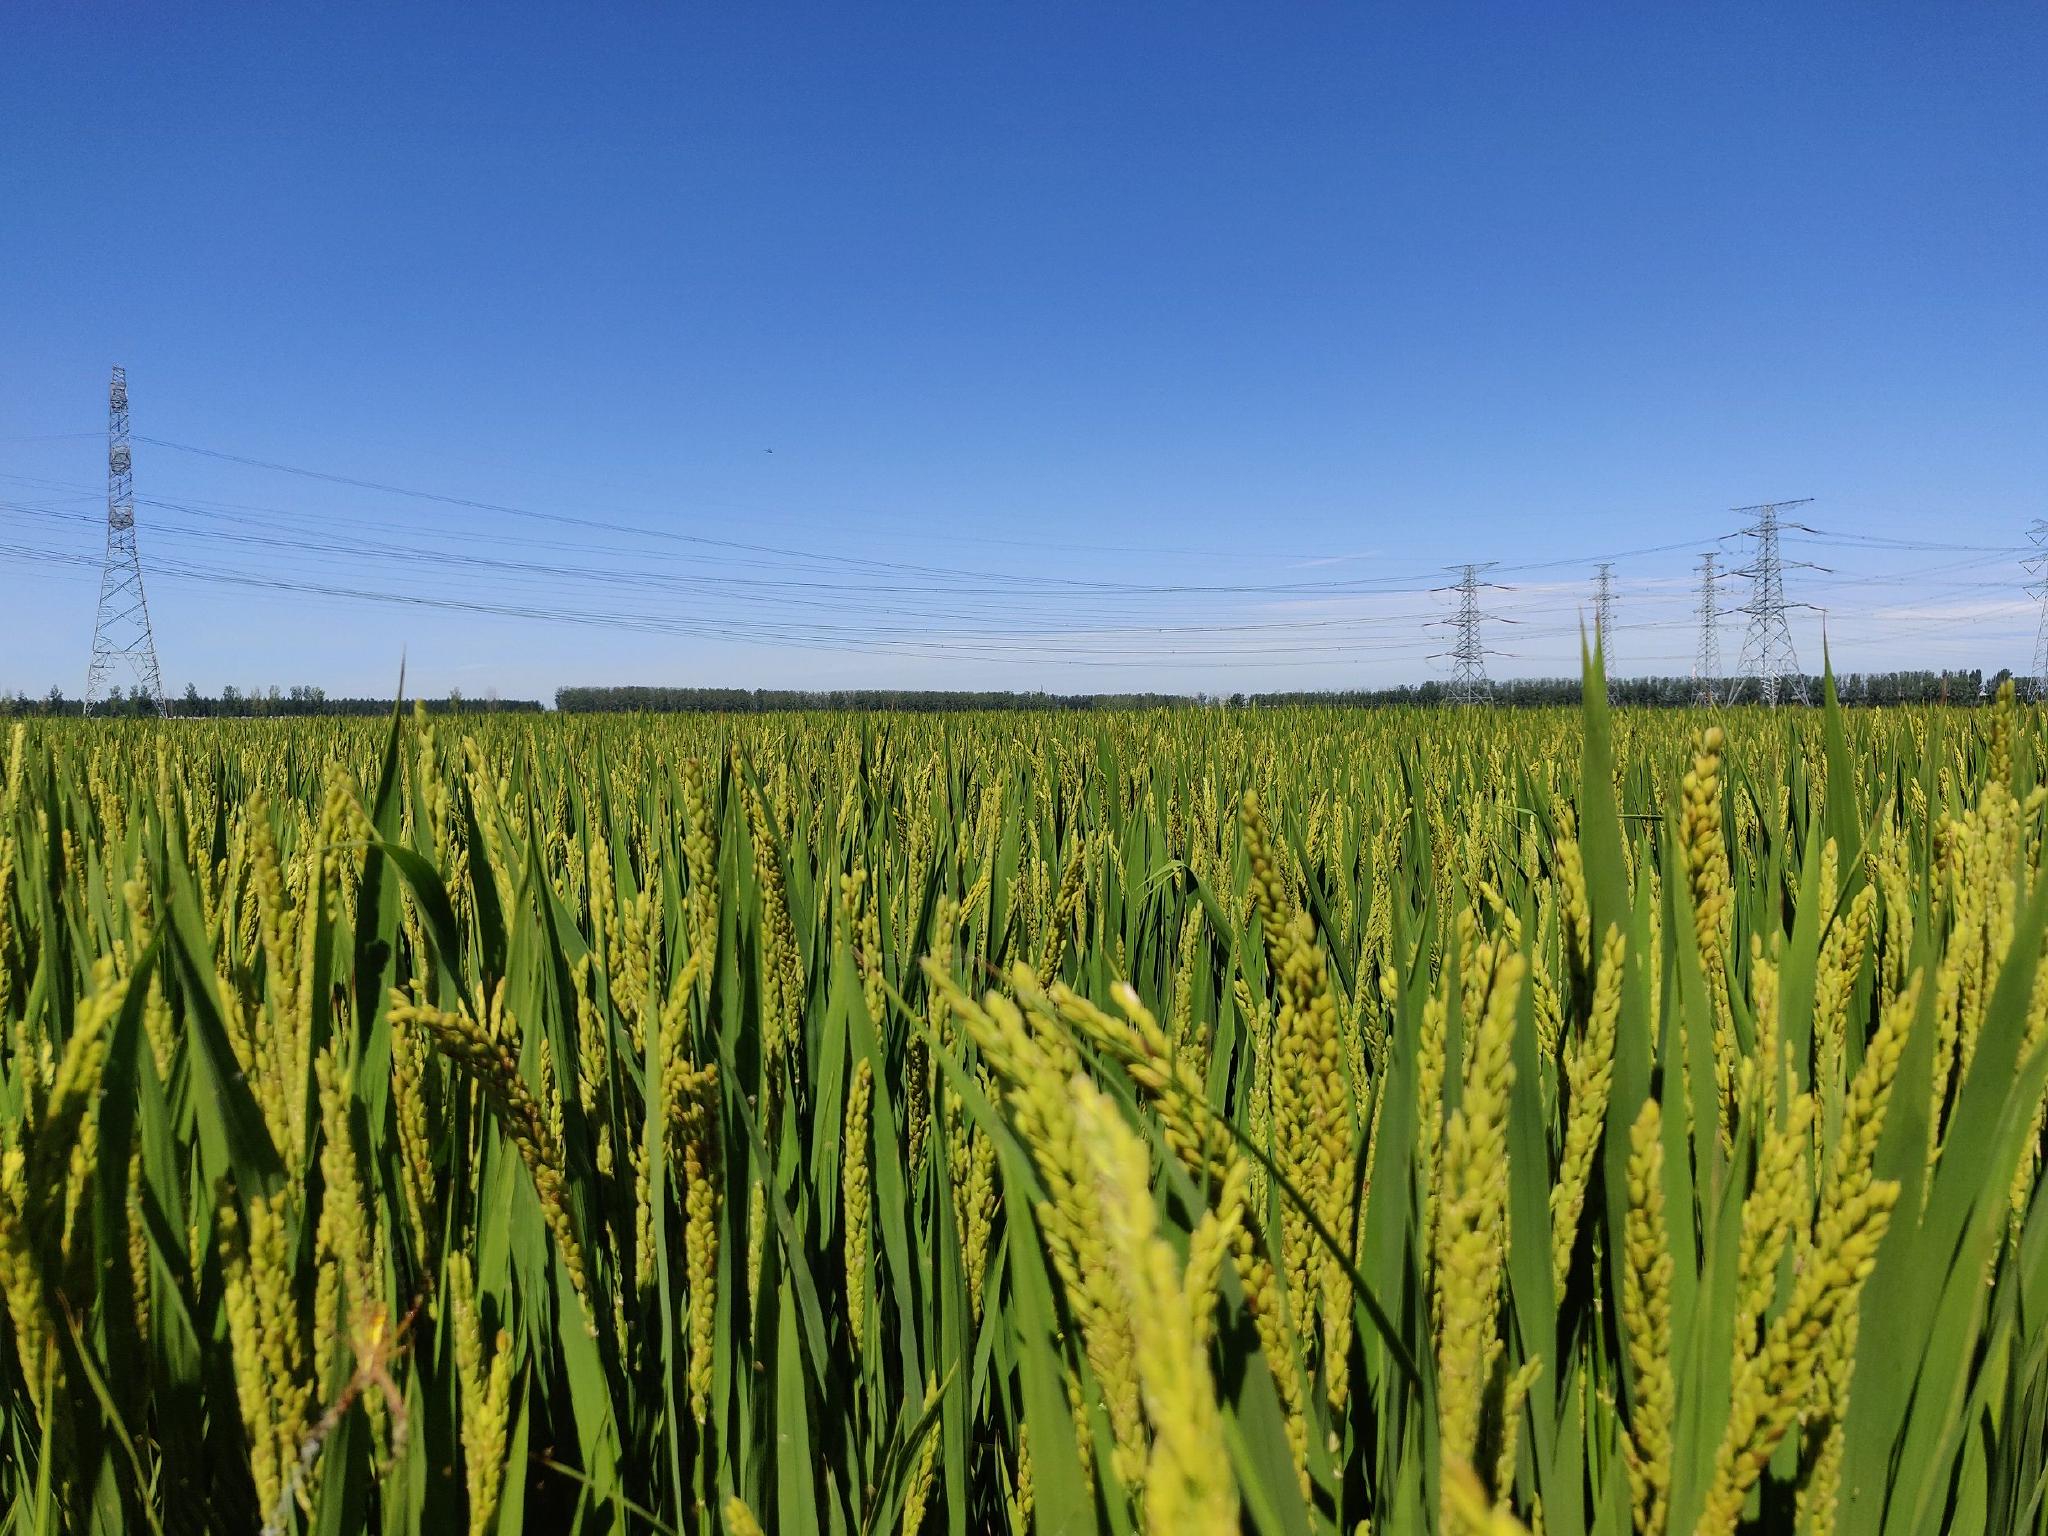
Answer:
84, 366, 167, 715
1692, 551, 1723, 706
1591, 562, 1617, 698
1430, 562, 1509, 705
1729, 498, 1818, 708
2026, 520, 2048, 702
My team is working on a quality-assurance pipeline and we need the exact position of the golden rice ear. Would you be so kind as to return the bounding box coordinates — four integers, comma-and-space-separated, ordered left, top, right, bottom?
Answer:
1550, 924, 1625, 1294
1432, 944, 1526, 1506
1620, 1098, 1676, 1536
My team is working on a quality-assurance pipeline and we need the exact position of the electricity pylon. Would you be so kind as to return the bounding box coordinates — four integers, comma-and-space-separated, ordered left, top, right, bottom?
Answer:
1692, 551, 1722, 705
1591, 562, 1617, 699
1430, 562, 1512, 705
2025, 519, 2048, 702
1729, 498, 1820, 707
83, 366, 167, 716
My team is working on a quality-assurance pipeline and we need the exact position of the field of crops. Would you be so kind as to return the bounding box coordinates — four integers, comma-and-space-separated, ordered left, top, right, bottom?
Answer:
2, 663, 2047, 1535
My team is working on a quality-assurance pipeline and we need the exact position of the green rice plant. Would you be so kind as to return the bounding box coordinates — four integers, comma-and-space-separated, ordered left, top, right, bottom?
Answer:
0, 660, 2043, 1534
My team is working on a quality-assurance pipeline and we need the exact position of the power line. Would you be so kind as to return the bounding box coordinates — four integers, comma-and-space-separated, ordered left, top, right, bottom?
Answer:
1793, 528, 2026, 556
127, 435, 1462, 601
13, 483, 2031, 675
9, 539, 1463, 671
16, 420, 2040, 685
83, 368, 166, 716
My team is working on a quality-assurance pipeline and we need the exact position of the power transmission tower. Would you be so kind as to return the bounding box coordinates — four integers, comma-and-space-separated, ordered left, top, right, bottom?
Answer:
1728, 498, 1820, 708
84, 366, 167, 716
1430, 562, 1512, 705
2025, 519, 2048, 702
1691, 551, 1722, 705
1591, 562, 1618, 698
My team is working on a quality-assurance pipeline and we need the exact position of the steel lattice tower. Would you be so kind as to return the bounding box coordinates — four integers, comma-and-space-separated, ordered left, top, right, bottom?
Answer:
1591, 562, 1618, 697
1692, 551, 1722, 705
1729, 498, 1817, 708
84, 367, 166, 716
1431, 562, 1508, 705
2025, 520, 2048, 701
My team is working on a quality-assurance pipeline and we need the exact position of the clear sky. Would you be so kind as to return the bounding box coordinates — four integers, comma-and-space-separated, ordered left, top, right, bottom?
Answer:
3, 3, 2043, 701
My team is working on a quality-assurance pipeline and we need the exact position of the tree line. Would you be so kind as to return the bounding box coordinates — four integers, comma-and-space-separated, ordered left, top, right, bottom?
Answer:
1246, 669, 2022, 709
562, 670, 2026, 714
4, 685, 542, 718
6, 668, 2029, 718
552, 685, 1197, 714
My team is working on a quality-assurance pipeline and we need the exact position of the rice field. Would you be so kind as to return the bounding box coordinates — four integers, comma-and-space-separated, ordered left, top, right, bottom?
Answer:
2, 662, 2047, 1534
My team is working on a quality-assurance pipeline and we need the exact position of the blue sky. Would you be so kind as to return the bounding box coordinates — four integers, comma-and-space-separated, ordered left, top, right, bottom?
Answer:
3, 3, 2043, 700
